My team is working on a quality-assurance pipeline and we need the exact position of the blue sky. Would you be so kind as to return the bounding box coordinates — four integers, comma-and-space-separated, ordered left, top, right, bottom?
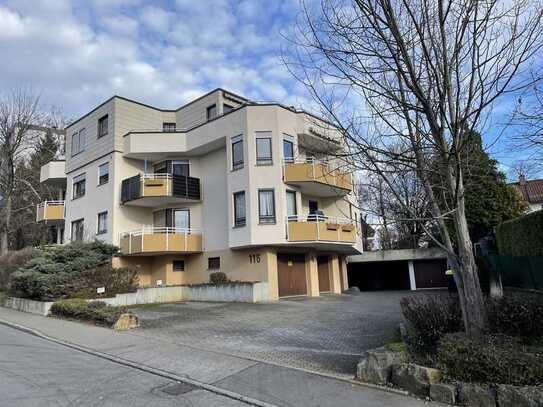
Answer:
0, 0, 537, 180
0, 0, 311, 114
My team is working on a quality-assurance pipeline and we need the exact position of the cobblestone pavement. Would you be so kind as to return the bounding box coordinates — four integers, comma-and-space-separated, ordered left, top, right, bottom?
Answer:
132, 292, 409, 378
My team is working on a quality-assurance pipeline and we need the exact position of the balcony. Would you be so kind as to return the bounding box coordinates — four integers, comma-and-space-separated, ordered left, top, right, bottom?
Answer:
121, 173, 201, 207
36, 201, 65, 223
119, 227, 203, 255
40, 160, 66, 186
283, 159, 352, 197
286, 215, 357, 244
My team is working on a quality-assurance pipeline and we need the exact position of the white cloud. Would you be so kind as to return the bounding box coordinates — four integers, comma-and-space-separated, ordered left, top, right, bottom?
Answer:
101, 14, 139, 36
139, 6, 173, 34
0, 0, 311, 119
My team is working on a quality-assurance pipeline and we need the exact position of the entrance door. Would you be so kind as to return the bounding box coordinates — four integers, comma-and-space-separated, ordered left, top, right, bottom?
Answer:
308, 200, 318, 219
172, 209, 190, 230
317, 256, 331, 293
277, 253, 307, 297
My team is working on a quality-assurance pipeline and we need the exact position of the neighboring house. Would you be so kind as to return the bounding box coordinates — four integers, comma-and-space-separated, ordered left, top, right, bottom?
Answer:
36, 88, 362, 301
510, 175, 543, 213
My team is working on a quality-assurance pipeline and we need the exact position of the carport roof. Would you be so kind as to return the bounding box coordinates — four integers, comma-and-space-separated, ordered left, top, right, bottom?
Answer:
347, 247, 447, 263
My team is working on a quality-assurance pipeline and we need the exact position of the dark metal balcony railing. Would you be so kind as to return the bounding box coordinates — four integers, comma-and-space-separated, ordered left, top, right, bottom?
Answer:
121, 173, 201, 203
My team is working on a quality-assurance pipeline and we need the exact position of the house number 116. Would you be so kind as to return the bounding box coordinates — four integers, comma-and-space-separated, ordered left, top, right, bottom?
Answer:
249, 254, 261, 264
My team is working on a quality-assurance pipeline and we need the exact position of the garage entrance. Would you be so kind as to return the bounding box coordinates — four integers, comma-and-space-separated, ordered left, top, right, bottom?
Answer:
317, 256, 331, 293
278, 253, 307, 297
414, 259, 447, 288
347, 260, 411, 291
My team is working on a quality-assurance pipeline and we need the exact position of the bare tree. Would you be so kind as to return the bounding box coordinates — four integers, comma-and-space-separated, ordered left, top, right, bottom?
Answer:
289, 0, 543, 335
511, 83, 543, 173
360, 168, 432, 250
0, 89, 45, 255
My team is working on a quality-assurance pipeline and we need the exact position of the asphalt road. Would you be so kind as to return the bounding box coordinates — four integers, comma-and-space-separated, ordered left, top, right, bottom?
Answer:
0, 324, 247, 407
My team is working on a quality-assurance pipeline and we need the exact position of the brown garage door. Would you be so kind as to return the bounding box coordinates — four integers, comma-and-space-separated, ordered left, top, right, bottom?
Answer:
278, 253, 307, 297
317, 256, 331, 293
414, 259, 448, 288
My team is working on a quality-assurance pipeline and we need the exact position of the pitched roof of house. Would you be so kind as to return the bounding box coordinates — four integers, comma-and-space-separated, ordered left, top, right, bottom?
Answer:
510, 177, 543, 204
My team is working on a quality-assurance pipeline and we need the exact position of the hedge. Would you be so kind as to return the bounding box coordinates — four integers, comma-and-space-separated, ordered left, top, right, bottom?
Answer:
51, 299, 128, 327
436, 333, 543, 386
496, 210, 543, 256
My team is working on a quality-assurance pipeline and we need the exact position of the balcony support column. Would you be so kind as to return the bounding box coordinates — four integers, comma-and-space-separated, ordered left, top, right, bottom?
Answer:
329, 254, 342, 294
306, 251, 320, 297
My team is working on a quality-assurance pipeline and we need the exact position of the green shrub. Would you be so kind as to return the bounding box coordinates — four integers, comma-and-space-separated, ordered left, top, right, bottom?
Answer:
50, 299, 128, 327
486, 292, 543, 340
436, 333, 543, 386
0, 247, 39, 290
209, 271, 228, 284
496, 210, 543, 256
9, 242, 138, 301
400, 295, 463, 355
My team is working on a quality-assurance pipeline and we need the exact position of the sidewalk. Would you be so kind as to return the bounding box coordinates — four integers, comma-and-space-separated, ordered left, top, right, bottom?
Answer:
0, 307, 437, 407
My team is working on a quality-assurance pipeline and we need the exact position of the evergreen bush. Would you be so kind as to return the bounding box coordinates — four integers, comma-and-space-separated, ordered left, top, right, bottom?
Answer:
496, 210, 543, 256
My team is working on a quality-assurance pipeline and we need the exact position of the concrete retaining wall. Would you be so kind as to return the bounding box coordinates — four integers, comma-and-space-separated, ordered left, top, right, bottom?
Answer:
5, 297, 54, 316
3, 282, 271, 314
96, 282, 271, 307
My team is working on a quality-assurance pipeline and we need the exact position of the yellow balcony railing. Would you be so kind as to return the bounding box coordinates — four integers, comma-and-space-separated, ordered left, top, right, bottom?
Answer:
119, 227, 203, 255
36, 201, 65, 223
286, 215, 357, 243
283, 159, 352, 195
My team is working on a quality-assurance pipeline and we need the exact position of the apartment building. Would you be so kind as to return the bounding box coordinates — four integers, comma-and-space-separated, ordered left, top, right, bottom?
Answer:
37, 88, 363, 301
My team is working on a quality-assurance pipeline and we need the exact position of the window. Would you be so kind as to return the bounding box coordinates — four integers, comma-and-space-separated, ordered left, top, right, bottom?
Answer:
286, 190, 297, 219
71, 128, 86, 156
71, 219, 84, 242
223, 103, 234, 114
173, 260, 185, 272
208, 257, 220, 270
72, 173, 86, 199
97, 211, 107, 234
233, 191, 246, 227
231, 136, 244, 170
206, 104, 217, 121
256, 135, 272, 166
98, 115, 108, 138
283, 139, 294, 162
258, 189, 276, 224
163, 122, 176, 132
98, 162, 109, 185
171, 160, 189, 176
154, 161, 167, 174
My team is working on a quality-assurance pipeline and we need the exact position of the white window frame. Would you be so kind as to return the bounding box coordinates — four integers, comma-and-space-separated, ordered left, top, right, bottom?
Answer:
98, 162, 109, 186
255, 132, 273, 166
233, 190, 246, 227
97, 211, 108, 234
231, 134, 244, 170
71, 128, 86, 156
72, 173, 86, 199
258, 189, 276, 224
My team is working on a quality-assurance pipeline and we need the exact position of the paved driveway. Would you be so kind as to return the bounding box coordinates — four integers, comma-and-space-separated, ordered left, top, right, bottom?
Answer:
132, 291, 409, 377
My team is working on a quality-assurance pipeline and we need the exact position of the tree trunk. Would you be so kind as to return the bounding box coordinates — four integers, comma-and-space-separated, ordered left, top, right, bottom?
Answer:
0, 195, 11, 256
453, 180, 488, 336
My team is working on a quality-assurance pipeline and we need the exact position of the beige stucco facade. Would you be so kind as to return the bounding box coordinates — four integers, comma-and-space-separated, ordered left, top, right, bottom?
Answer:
40, 89, 361, 300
